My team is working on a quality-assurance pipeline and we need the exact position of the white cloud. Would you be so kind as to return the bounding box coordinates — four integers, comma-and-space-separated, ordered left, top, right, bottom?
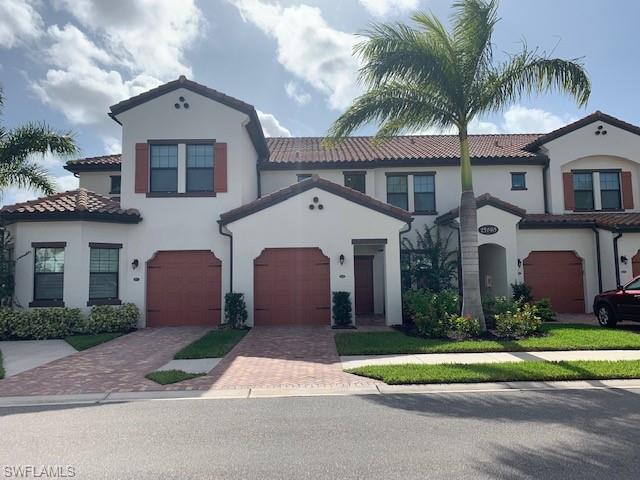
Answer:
55, 173, 79, 192
359, 0, 419, 17
102, 137, 122, 155
53, 0, 204, 79
257, 110, 292, 137
232, 0, 360, 110
0, 0, 43, 48
499, 105, 574, 133
285, 81, 311, 106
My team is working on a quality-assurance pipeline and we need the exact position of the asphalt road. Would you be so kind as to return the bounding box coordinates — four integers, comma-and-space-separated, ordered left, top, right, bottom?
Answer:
1, 388, 640, 479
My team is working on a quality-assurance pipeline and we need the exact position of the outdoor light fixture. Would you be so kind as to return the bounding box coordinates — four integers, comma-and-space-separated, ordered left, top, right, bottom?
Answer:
621, 255, 628, 265
517, 258, 522, 268
131, 259, 139, 269
339, 254, 345, 265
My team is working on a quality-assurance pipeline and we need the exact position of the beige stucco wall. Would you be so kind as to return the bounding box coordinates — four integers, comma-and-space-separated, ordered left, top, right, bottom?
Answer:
77, 171, 120, 198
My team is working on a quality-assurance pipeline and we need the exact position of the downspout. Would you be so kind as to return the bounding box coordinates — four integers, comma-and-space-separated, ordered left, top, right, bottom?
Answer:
613, 231, 623, 287
399, 221, 413, 324
218, 221, 233, 293
256, 162, 262, 198
542, 163, 550, 213
591, 226, 603, 294
449, 221, 463, 297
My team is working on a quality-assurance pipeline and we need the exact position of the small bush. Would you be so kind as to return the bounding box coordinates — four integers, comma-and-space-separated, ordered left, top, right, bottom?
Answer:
225, 293, 248, 329
533, 298, 556, 322
404, 289, 459, 338
495, 303, 542, 339
1, 307, 81, 340
332, 291, 352, 326
511, 283, 533, 303
83, 303, 139, 334
447, 314, 481, 339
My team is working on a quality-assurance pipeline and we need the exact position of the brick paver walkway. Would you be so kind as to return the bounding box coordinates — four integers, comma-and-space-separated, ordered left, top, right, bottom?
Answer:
178, 327, 376, 390
0, 326, 373, 397
0, 327, 210, 396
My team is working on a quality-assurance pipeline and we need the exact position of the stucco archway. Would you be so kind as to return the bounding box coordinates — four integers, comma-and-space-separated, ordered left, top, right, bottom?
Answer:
478, 243, 508, 298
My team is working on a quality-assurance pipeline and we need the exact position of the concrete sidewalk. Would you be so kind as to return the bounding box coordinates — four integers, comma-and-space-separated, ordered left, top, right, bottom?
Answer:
340, 350, 640, 369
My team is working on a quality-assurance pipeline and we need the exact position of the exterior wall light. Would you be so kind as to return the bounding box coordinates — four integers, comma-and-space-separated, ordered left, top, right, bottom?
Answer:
131, 259, 139, 269
621, 255, 628, 265
517, 258, 522, 268
339, 254, 345, 265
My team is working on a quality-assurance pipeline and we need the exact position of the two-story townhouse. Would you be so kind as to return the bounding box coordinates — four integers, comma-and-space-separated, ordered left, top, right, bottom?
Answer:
2, 76, 640, 328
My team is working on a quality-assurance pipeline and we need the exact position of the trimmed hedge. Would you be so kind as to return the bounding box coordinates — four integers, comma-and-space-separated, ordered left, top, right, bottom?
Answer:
0, 303, 139, 340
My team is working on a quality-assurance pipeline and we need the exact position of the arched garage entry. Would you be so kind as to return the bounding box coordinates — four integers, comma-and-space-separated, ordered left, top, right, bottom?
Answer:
254, 248, 330, 326
147, 250, 222, 327
523, 251, 585, 313
479, 243, 508, 298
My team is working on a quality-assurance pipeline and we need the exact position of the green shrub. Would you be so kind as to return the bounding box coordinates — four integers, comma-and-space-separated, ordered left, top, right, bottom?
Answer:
225, 293, 248, 328
1, 307, 81, 340
511, 283, 533, 303
532, 298, 556, 322
83, 303, 139, 334
403, 289, 459, 338
447, 314, 481, 339
495, 303, 542, 339
332, 291, 352, 326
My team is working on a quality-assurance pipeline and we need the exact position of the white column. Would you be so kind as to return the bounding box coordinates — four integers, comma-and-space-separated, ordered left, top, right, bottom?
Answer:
177, 144, 186, 194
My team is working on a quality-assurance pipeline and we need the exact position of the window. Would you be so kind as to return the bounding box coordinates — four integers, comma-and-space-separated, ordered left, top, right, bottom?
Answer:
344, 172, 366, 193
150, 144, 178, 192
186, 144, 214, 192
297, 174, 312, 182
387, 175, 408, 210
109, 176, 121, 195
573, 172, 594, 210
511, 172, 526, 190
34, 247, 64, 301
600, 172, 621, 210
626, 278, 640, 290
413, 174, 436, 213
89, 247, 119, 300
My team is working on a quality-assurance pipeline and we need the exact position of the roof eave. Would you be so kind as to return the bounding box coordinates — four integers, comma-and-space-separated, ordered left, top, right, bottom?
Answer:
1, 211, 142, 225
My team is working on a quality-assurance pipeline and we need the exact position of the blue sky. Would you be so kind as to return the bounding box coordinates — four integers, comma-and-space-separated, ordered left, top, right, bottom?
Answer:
1, 0, 639, 205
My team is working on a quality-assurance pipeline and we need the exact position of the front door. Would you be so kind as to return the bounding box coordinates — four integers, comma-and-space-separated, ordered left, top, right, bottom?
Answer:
354, 256, 374, 315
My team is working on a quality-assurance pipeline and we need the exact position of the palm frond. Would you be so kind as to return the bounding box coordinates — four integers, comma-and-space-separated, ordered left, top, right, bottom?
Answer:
0, 160, 56, 195
0, 122, 78, 165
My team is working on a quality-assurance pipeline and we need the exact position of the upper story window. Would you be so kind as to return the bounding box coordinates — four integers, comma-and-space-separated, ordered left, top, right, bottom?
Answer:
297, 174, 312, 182
89, 246, 119, 301
511, 172, 526, 190
150, 144, 178, 193
599, 172, 621, 210
344, 172, 365, 194
413, 174, 436, 213
34, 247, 64, 302
573, 172, 594, 210
387, 175, 408, 210
110, 176, 121, 195
187, 144, 214, 192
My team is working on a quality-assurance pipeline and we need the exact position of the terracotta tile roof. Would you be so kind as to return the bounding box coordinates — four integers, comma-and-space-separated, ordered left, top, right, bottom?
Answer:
525, 111, 640, 150
1, 189, 141, 224
436, 193, 527, 224
64, 154, 122, 172
264, 134, 544, 167
520, 212, 640, 231
220, 175, 413, 225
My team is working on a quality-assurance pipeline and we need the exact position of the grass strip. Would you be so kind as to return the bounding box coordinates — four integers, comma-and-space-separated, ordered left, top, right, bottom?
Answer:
145, 370, 206, 385
65, 332, 123, 351
336, 324, 640, 356
175, 328, 248, 359
348, 359, 640, 385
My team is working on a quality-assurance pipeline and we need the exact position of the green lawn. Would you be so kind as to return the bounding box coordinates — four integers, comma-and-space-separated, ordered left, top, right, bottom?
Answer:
145, 370, 205, 385
336, 324, 640, 356
65, 332, 123, 351
174, 328, 248, 359
348, 359, 640, 385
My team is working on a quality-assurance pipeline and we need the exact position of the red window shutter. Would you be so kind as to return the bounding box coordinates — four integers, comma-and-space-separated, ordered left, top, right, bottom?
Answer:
135, 143, 149, 193
621, 171, 634, 209
562, 172, 575, 211
214, 143, 228, 193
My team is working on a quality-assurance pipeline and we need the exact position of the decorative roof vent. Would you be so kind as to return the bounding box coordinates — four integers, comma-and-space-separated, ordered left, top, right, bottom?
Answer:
174, 96, 189, 110
595, 124, 608, 136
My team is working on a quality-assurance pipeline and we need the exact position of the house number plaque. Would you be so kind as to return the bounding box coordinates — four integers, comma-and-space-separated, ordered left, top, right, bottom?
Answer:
478, 225, 499, 235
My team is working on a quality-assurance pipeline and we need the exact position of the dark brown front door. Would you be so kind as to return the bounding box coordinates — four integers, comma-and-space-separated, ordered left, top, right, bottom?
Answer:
146, 250, 222, 327
354, 255, 374, 315
254, 248, 330, 326
632, 250, 640, 278
523, 251, 585, 313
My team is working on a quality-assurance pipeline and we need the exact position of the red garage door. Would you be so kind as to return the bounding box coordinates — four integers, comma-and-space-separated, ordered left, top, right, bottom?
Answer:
633, 250, 640, 278
147, 251, 221, 327
254, 248, 330, 326
523, 251, 585, 313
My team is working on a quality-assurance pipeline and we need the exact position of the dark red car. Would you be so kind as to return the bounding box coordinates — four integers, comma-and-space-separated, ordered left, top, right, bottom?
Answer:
593, 276, 640, 327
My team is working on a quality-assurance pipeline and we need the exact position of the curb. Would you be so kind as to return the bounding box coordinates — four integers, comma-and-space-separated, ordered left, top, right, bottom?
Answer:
2, 379, 640, 407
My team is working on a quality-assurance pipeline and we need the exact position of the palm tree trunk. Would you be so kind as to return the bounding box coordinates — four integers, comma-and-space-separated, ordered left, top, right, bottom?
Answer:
458, 126, 486, 330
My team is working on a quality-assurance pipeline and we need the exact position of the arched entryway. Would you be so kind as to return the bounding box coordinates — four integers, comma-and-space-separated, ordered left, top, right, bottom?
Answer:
478, 243, 508, 298
633, 250, 640, 278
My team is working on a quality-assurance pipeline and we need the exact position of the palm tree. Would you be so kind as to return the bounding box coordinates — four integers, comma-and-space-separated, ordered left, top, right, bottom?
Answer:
327, 0, 590, 330
0, 86, 78, 196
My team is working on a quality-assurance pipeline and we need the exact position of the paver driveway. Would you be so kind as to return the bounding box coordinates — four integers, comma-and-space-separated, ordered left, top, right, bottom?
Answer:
0, 326, 373, 397
0, 327, 210, 396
